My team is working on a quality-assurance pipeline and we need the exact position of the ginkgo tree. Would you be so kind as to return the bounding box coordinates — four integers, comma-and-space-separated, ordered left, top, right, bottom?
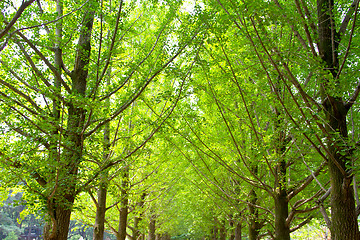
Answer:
203, 0, 360, 239
1, 0, 360, 240
0, 0, 205, 239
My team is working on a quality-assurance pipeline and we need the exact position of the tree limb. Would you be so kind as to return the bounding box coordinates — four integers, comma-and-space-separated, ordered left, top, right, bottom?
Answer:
345, 81, 360, 110
338, 0, 360, 39
289, 215, 313, 233
0, 0, 36, 40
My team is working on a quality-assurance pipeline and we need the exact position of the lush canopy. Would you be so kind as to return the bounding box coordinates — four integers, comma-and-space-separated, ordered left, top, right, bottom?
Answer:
0, 0, 360, 240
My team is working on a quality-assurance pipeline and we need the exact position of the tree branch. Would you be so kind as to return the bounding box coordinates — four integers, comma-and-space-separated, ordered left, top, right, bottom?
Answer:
345, 81, 360, 110
16, 31, 71, 93
0, 0, 36, 40
287, 161, 326, 200
289, 215, 313, 233
338, 0, 360, 39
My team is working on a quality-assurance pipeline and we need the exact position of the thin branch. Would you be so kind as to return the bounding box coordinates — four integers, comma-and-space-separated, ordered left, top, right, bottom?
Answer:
9, 0, 89, 36
91, 0, 124, 99
272, 0, 309, 51
4, 120, 50, 149
294, 0, 317, 57
0, 78, 43, 114
345, 81, 360, 110
16, 31, 71, 93
336, 0, 359, 87
287, 160, 327, 200
338, 0, 360, 38
98, 17, 168, 102
86, 28, 202, 137
0, 0, 36, 40
316, 187, 332, 228
35, 0, 51, 35
289, 215, 313, 232
0, 150, 47, 187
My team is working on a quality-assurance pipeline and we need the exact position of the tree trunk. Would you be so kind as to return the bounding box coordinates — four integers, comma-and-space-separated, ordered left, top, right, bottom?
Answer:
133, 193, 146, 240
93, 47, 111, 240
324, 97, 359, 239
317, 0, 360, 239
93, 174, 108, 240
248, 188, 260, 240
274, 186, 290, 240
274, 154, 289, 240
211, 225, 218, 240
273, 156, 290, 240
228, 216, 234, 240
44, 201, 74, 240
43, 5, 95, 239
117, 167, 129, 240
148, 218, 156, 240
272, 81, 290, 240
234, 222, 242, 240
219, 222, 226, 240
133, 216, 141, 240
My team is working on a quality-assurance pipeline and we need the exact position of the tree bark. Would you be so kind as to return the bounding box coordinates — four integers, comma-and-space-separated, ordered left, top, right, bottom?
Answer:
234, 222, 242, 240
248, 188, 261, 240
219, 222, 226, 240
117, 167, 129, 240
133, 193, 146, 240
148, 217, 156, 240
274, 185, 290, 240
272, 81, 290, 240
43, 4, 95, 239
93, 173, 108, 240
317, 0, 360, 239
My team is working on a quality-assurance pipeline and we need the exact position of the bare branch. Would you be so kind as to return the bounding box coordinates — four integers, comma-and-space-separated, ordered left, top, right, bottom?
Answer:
316, 187, 331, 227
319, 204, 331, 228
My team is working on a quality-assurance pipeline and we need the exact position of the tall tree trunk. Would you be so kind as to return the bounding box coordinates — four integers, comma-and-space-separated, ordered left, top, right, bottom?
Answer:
117, 166, 129, 240
133, 215, 141, 240
133, 193, 146, 240
148, 217, 156, 240
228, 216, 234, 240
219, 222, 226, 240
248, 188, 260, 240
273, 81, 290, 240
93, 42, 112, 240
93, 172, 108, 240
44, 5, 95, 239
234, 222, 242, 240
274, 163, 290, 240
317, 0, 360, 239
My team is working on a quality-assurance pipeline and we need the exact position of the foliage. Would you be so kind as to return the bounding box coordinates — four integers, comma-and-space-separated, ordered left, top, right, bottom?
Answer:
1, 0, 360, 239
